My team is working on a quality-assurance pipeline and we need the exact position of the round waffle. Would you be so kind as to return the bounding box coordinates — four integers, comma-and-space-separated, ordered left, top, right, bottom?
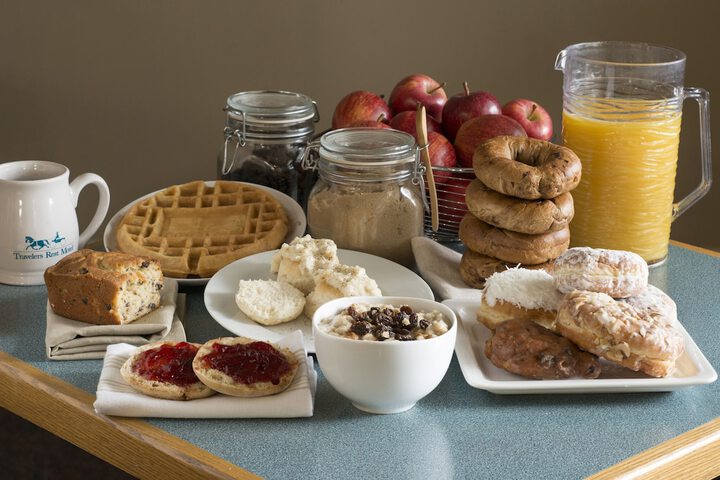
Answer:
115, 181, 289, 278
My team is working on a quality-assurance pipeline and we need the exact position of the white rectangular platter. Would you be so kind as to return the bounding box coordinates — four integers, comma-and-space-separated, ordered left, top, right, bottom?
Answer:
446, 298, 717, 394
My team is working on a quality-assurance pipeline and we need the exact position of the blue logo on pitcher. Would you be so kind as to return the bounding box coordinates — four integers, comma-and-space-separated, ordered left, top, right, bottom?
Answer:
15, 232, 73, 260
25, 232, 66, 250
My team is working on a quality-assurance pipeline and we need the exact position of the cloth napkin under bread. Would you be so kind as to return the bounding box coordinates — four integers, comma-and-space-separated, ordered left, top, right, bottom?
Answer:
411, 237, 482, 301
93, 330, 316, 418
45, 279, 186, 360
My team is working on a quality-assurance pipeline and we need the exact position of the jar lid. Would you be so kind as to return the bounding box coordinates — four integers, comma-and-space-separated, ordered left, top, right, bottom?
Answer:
320, 128, 417, 166
225, 90, 318, 125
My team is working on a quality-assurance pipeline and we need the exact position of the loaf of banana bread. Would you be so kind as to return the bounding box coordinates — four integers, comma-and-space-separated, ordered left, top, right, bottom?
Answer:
44, 249, 164, 325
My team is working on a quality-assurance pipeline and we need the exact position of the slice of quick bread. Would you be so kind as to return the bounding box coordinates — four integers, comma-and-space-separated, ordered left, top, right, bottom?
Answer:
44, 249, 163, 325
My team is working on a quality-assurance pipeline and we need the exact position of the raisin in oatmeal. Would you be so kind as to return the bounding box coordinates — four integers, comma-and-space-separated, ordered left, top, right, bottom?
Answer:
319, 303, 449, 341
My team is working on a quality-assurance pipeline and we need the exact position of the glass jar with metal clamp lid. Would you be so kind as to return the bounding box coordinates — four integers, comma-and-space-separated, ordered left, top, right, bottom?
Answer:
303, 128, 425, 267
218, 90, 319, 206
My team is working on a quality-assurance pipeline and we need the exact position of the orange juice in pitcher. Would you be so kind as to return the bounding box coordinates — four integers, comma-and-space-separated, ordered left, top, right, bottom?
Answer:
555, 42, 711, 265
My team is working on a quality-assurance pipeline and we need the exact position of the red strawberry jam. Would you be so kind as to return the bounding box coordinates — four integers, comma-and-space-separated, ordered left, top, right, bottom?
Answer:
201, 341, 292, 385
133, 342, 200, 386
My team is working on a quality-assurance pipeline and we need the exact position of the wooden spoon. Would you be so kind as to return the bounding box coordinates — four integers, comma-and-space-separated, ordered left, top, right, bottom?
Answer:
415, 104, 439, 232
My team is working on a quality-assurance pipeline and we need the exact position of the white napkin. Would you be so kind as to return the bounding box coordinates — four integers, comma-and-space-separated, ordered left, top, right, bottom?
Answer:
411, 236, 482, 301
46, 279, 186, 360
93, 330, 317, 418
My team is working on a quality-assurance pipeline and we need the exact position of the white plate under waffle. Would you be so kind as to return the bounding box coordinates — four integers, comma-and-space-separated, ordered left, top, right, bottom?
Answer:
103, 181, 306, 286
448, 298, 717, 394
204, 249, 435, 352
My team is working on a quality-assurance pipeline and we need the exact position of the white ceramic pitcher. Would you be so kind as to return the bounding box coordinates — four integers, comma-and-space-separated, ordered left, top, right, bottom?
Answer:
0, 160, 110, 285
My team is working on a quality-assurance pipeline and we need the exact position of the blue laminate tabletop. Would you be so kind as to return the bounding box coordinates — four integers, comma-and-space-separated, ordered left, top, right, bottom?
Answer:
1, 243, 718, 479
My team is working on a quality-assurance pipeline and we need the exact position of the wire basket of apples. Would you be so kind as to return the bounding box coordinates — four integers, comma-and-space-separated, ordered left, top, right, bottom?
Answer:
331, 74, 553, 242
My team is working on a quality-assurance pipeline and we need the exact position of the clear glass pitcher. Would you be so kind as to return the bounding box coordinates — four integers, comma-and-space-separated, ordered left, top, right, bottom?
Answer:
555, 41, 711, 265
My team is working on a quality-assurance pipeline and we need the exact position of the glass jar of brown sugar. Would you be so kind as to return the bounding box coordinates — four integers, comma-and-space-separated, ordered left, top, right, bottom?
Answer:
304, 128, 425, 267
218, 90, 319, 207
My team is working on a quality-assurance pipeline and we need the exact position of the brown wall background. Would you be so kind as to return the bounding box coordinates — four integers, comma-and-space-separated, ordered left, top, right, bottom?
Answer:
1, 0, 718, 251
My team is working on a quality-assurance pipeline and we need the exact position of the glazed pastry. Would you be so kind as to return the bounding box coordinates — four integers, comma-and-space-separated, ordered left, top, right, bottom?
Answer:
556, 289, 684, 377
484, 319, 601, 379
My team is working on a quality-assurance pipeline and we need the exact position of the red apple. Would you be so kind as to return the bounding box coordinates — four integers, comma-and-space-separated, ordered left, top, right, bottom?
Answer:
348, 113, 392, 129
454, 115, 527, 168
348, 120, 393, 129
441, 82, 502, 142
437, 174, 473, 223
389, 110, 442, 136
422, 132, 457, 185
388, 74, 447, 121
332, 91, 391, 129
502, 99, 553, 141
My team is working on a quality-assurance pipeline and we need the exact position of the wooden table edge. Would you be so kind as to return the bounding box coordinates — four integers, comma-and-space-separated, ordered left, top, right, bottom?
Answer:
0, 351, 260, 480
588, 417, 720, 480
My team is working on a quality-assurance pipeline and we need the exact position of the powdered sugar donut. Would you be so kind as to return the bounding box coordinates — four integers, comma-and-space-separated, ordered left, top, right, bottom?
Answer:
553, 247, 648, 298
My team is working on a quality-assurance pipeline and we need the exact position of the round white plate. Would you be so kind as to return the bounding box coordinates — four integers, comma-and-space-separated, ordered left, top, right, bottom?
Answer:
103, 181, 307, 286
204, 249, 434, 352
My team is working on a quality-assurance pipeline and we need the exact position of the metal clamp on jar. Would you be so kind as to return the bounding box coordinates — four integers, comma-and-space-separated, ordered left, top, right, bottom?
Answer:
303, 128, 425, 267
219, 90, 319, 206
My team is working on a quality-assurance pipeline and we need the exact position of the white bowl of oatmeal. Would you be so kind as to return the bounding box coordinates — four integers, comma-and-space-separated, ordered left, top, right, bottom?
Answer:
312, 296, 457, 414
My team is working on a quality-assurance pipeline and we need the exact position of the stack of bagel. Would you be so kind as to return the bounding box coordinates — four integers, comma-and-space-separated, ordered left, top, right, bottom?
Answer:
459, 136, 582, 288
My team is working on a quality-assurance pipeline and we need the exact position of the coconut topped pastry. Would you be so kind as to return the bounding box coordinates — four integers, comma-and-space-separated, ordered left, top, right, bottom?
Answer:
477, 267, 562, 331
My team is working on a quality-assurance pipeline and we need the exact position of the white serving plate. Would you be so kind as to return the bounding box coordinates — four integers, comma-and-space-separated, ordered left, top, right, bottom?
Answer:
447, 298, 717, 394
204, 249, 435, 352
103, 181, 306, 286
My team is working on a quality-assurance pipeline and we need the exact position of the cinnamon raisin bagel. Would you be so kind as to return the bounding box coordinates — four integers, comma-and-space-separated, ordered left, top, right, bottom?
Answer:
473, 136, 582, 200
459, 213, 569, 265
459, 248, 551, 288
464, 179, 574, 234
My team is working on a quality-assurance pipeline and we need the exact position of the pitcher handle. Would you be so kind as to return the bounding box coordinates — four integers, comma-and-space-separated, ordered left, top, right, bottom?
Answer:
69, 173, 111, 248
673, 87, 712, 220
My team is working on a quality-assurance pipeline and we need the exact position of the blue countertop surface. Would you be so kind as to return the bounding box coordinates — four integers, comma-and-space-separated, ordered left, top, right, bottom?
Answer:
1, 244, 718, 479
